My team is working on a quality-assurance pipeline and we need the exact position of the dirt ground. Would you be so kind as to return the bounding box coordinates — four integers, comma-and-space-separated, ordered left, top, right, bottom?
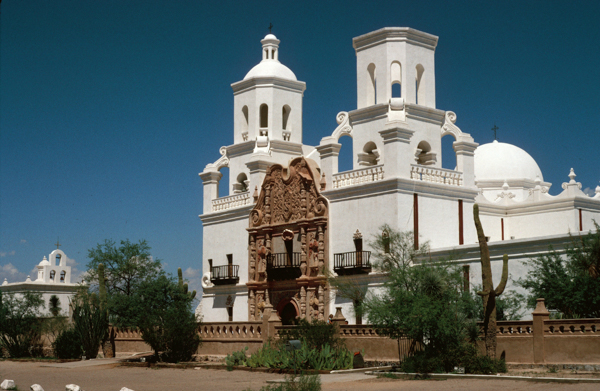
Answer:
1, 361, 599, 391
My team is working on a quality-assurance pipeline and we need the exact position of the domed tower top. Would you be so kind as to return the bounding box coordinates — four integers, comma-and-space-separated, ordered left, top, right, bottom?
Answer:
244, 34, 297, 81
232, 33, 306, 145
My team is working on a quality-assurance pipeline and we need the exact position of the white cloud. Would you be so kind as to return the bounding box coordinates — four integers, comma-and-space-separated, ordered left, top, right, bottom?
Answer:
0, 263, 28, 283
0, 250, 15, 258
20, 239, 27, 244
583, 187, 595, 197
184, 267, 200, 279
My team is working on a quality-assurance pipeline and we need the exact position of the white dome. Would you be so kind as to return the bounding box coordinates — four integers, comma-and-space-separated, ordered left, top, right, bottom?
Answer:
38, 256, 50, 266
474, 141, 543, 182
244, 60, 297, 81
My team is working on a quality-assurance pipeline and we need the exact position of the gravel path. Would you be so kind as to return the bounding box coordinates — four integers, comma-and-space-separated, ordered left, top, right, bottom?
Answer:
2, 361, 599, 391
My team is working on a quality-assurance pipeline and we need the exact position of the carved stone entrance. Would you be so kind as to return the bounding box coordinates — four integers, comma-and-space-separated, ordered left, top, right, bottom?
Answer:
247, 157, 329, 322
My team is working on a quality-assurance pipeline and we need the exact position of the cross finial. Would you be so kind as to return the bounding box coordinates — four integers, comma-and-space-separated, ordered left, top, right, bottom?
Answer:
492, 124, 499, 141
268, 23, 273, 33
55, 238, 61, 249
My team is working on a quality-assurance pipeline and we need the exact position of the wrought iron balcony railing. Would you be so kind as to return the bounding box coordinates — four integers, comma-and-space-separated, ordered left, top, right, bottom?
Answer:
333, 251, 372, 275
210, 265, 240, 285
267, 252, 302, 280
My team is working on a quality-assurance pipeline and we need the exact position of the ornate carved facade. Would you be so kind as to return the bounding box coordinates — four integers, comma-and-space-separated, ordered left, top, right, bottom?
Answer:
247, 157, 329, 324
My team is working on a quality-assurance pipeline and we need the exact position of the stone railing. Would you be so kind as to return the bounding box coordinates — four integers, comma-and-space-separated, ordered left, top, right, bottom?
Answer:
495, 320, 533, 335
410, 164, 463, 186
544, 319, 599, 335
212, 191, 251, 212
332, 165, 384, 189
339, 324, 381, 337
111, 327, 143, 340
198, 321, 263, 341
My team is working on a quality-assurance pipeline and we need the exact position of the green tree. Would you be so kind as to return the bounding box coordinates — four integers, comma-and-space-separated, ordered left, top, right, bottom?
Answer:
518, 222, 600, 318
136, 274, 200, 362
48, 294, 61, 317
0, 291, 44, 357
85, 239, 163, 326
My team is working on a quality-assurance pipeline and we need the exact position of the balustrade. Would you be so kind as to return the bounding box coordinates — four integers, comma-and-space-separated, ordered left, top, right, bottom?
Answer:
332, 166, 384, 189
410, 164, 463, 186
212, 191, 251, 212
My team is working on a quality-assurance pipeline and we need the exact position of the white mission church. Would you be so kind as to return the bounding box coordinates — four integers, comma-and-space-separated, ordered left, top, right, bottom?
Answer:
198, 27, 600, 324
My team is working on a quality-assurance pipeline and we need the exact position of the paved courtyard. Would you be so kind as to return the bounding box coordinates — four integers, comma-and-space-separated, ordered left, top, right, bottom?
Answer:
1, 361, 599, 391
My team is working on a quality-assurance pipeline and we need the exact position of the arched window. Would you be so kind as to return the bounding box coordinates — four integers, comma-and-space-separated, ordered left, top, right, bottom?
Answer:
338, 134, 354, 172
282, 105, 291, 141
217, 166, 230, 199
56, 254, 61, 266
391, 61, 402, 98
415, 64, 424, 105
441, 134, 457, 170
367, 63, 377, 105
259, 104, 268, 136
60, 271, 66, 283
241, 106, 249, 141
49, 270, 56, 281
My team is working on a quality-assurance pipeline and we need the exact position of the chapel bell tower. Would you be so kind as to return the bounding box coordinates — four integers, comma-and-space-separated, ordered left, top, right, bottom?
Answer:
353, 27, 438, 109
231, 34, 306, 145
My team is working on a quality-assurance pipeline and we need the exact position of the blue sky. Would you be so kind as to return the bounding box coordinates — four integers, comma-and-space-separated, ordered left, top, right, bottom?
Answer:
1, 1, 599, 294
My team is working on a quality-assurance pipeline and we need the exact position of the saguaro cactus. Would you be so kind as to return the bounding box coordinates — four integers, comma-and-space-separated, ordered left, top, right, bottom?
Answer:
98, 263, 107, 310
473, 203, 508, 358
178, 267, 196, 300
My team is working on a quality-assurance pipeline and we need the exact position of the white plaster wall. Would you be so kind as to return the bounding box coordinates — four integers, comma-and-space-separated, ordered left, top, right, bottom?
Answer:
200, 289, 248, 323
507, 209, 578, 240
202, 216, 250, 284
418, 195, 462, 249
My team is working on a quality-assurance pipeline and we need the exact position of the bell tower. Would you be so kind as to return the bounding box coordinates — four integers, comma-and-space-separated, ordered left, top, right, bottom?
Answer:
231, 34, 306, 145
353, 27, 438, 109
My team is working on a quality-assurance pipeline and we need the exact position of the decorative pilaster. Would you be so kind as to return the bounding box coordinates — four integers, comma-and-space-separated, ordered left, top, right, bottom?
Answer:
379, 124, 415, 179
454, 140, 478, 187
316, 142, 342, 189
199, 171, 223, 214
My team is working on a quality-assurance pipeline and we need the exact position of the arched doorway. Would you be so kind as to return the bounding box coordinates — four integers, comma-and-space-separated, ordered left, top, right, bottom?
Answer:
278, 300, 299, 325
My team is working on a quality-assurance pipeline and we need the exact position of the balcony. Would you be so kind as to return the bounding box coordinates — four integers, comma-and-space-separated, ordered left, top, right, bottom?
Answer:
210, 265, 240, 285
267, 252, 302, 280
333, 251, 372, 275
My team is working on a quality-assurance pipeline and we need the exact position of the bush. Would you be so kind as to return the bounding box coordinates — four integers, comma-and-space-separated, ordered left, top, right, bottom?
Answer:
137, 275, 201, 362
278, 318, 343, 351
0, 291, 44, 358
401, 343, 507, 374
226, 346, 249, 369
233, 340, 352, 371
52, 328, 83, 359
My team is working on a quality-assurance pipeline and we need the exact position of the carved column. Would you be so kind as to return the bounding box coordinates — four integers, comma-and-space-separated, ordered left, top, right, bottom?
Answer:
300, 286, 306, 318
318, 284, 324, 321
249, 234, 256, 282
249, 289, 255, 320
317, 225, 325, 276
300, 226, 307, 277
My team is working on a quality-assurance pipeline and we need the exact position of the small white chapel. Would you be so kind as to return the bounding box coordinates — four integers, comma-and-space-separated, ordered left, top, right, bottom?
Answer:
1, 248, 80, 317
197, 27, 600, 324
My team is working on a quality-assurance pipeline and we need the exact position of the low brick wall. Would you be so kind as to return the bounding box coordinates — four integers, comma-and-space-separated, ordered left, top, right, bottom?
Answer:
111, 301, 600, 364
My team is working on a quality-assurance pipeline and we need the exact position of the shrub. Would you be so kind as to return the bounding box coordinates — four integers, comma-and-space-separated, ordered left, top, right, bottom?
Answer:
0, 291, 44, 358
244, 373, 321, 391
241, 340, 352, 371
52, 328, 83, 359
278, 318, 343, 351
461, 344, 506, 374
226, 346, 249, 369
